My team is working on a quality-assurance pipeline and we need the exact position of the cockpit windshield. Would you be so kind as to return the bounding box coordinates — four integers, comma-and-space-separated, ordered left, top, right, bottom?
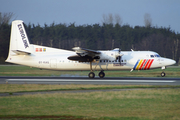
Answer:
150, 54, 160, 58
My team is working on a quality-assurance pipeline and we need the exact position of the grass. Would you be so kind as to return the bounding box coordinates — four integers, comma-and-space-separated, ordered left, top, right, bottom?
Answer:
0, 84, 180, 93
0, 65, 180, 77
0, 89, 180, 119
0, 65, 180, 119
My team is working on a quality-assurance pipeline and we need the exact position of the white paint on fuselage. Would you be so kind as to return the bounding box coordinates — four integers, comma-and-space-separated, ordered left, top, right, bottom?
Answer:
6, 45, 175, 71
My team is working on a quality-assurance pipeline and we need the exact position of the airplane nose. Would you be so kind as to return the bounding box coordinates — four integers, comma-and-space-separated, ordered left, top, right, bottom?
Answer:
172, 59, 176, 65
165, 59, 176, 66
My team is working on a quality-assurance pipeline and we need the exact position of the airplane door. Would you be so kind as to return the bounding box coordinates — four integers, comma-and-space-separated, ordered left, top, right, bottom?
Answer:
50, 59, 57, 68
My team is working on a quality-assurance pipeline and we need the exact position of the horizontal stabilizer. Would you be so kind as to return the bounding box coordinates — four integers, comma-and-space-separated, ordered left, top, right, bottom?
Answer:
12, 50, 31, 55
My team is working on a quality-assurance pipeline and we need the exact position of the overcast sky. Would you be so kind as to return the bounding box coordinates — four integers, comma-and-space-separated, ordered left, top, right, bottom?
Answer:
1, 0, 180, 33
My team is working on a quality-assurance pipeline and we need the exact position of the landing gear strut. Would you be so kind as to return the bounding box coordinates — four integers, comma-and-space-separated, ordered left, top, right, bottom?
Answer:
88, 62, 105, 78
88, 62, 95, 78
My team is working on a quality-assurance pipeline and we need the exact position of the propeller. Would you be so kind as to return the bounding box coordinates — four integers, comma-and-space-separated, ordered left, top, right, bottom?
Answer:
114, 47, 123, 64
118, 48, 121, 64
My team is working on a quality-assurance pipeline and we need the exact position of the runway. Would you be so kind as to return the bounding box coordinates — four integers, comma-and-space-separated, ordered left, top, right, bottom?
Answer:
0, 76, 180, 85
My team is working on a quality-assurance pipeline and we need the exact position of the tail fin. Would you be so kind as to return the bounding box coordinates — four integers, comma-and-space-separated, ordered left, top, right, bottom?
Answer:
6, 20, 34, 62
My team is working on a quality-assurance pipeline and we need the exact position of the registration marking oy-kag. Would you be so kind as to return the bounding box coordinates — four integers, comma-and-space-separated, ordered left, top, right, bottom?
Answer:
6, 79, 175, 83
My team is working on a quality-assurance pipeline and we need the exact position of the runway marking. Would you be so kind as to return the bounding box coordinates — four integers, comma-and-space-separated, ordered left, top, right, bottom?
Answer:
7, 79, 175, 83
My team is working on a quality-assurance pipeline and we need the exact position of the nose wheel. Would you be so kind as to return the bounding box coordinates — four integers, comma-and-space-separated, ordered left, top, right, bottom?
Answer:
161, 72, 166, 77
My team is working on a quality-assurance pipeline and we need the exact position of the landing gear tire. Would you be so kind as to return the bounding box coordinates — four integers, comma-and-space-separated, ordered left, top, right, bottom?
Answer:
161, 72, 166, 77
99, 71, 105, 78
88, 72, 95, 78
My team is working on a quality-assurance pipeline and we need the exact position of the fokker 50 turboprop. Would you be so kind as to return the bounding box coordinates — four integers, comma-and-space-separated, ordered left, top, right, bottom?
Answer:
6, 20, 176, 78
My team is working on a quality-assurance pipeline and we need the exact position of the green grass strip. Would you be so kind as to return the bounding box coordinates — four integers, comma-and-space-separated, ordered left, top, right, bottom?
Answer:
1, 84, 180, 93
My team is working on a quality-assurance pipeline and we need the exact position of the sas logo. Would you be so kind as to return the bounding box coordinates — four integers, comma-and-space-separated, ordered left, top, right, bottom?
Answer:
133, 59, 154, 70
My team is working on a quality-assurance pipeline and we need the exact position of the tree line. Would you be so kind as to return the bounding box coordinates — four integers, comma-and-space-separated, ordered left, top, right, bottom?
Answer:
0, 13, 180, 64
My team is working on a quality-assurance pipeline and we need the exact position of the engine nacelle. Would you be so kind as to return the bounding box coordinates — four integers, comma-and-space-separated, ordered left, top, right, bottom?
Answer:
99, 51, 123, 61
68, 55, 93, 62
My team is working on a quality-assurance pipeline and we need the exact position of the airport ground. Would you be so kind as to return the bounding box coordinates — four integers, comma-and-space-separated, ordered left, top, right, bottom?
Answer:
0, 65, 180, 119
0, 65, 180, 77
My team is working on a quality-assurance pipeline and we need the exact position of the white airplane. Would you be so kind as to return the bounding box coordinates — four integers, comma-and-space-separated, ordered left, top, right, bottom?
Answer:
5, 20, 176, 78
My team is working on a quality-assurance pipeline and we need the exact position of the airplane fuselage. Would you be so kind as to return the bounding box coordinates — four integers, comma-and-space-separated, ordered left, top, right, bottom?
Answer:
6, 45, 174, 71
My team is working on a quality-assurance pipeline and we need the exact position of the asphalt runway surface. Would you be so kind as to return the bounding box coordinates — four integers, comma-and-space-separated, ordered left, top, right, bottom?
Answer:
0, 76, 180, 85
1, 76, 180, 96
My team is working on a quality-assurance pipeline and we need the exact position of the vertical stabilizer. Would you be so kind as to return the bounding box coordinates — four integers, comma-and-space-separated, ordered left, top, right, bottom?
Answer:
7, 20, 33, 54
6, 20, 34, 62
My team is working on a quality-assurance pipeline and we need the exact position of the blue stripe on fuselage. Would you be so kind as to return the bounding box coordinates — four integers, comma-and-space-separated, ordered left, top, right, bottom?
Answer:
133, 59, 140, 70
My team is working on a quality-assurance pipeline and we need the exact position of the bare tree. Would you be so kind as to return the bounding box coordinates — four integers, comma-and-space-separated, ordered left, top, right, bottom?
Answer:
108, 13, 113, 24
114, 14, 123, 25
102, 14, 108, 24
144, 13, 152, 27
102, 13, 122, 25
0, 12, 14, 25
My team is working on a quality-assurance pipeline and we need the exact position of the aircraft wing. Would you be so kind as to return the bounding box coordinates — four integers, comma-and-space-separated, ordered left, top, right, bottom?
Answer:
69, 47, 122, 62
68, 47, 100, 62
72, 47, 100, 57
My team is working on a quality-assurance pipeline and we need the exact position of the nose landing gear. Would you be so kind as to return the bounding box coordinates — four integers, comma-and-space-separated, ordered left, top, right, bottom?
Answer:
161, 66, 166, 77
161, 72, 166, 77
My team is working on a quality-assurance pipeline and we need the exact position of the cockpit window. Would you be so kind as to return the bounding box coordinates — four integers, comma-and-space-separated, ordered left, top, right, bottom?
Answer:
150, 55, 154, 57
155, 54, 160, 57
150, 54, 160, 58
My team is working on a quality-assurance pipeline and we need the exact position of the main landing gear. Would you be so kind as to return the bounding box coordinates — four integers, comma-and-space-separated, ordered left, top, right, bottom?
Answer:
88, 71, 105, 78
88, 62, 105, 78
88, 72, 95, 78
99, 71, 105, 78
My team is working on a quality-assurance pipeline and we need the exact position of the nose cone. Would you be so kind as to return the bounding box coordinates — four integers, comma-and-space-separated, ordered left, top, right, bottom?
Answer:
165, 58, 176, 66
